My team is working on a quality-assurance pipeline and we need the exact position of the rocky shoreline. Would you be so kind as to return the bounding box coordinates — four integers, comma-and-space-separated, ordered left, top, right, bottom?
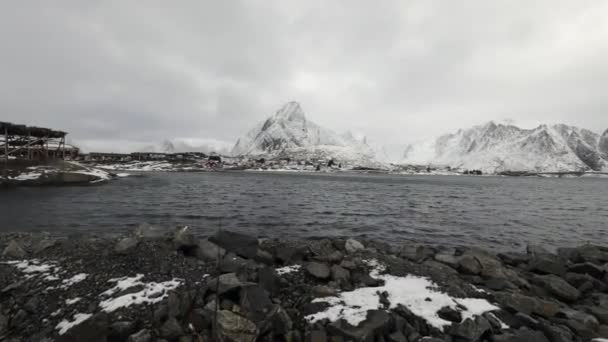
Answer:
0, 228, 607, 341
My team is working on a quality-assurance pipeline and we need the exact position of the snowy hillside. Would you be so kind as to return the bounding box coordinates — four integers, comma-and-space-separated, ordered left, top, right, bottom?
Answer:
402, 122, 608, 173
231, 102, 376, 166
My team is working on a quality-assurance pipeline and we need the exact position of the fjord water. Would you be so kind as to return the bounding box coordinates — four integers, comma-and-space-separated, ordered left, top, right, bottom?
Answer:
1, 172, 606, 250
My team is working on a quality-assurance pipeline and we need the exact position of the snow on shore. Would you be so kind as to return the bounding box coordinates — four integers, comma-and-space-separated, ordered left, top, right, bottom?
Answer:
305, 260, 504, 329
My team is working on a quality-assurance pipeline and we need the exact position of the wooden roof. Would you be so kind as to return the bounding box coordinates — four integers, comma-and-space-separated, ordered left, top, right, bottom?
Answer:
0, 121, 66, 138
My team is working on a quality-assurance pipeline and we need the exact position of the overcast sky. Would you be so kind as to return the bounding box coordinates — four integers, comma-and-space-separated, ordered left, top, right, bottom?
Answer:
2, 1, 608, 152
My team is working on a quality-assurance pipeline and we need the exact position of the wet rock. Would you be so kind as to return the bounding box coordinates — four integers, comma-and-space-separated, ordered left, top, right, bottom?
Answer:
133, 223, 167, 240
536, 320, 574, 342
220, 254, 253, 273
34, 239, 57, 254
210, 230, 259, 259
423, 260, 458, 275
216, 310, 258, 342
255, 249, 275, 265
345, 239, 364, 254
483, 278, 516, 291
556, 247, 580, 263
437, 306, 462, 323
434, 252, 460, 268
307, 262, 331, 280
399, 245, 435, 262
568, 262, 605, 279
196, 239, 227, 261
576, 244, 608, 263
208, 273, 244, 294
114, 237, 139, 254
528, 255, 566, 276
313, 250, 344, 263
495, 293, 559, 318
448, 316, 491, 341
275, 242, 308, 264
331, 265, 350, 284
160, 317, 183, 340
463, 249, 506, 279
527, 244, 552, 256
326, 310, 391, 342
563, 272, 605, 291
490, 328, 550, 342
127, 329, 152, 342
497, 252, 529, 266
109, 321, 138, 342
309, 239, 337, 258
553, 308, 599, 340
264, 305, 293, 335
240, 285, 274, 323
585, 306, 608, 324
173, 226, 197, 251
2, 240, 26, 259
532, 274, 580, 302
458, 255, 482, 275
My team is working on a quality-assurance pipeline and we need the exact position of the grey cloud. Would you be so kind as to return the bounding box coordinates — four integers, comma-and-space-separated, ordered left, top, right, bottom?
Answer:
1, 1, 608, 152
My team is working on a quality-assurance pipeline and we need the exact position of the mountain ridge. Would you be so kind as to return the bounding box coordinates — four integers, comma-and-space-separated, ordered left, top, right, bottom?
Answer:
403, 121, 608, 173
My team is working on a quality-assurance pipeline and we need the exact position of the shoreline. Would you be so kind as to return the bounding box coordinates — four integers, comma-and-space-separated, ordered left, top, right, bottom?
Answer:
0, 228, 606, 341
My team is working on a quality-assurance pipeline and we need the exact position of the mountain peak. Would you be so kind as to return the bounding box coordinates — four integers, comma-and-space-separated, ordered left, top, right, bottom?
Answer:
274, 101, 305, 122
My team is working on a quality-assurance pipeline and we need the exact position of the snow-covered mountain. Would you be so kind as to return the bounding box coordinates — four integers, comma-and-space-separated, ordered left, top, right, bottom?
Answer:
231, 101, 376, 165
402, 122, 608, 173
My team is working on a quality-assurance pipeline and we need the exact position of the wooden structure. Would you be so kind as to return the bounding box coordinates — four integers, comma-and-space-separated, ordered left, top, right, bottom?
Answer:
0, 121, 79, 161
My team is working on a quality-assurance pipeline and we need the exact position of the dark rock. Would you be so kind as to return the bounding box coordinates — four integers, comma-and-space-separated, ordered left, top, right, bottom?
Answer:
219, 254, 253, 273
326, 310, 391, 342
423, 260, 458, 275
108, 321, 137, 342
527, 244, 552, 256
258, 267, 281, 295
399, 245, 435, 262
495, 293, 559, 318
307, 262, 331, 279
301, 301, 331, 316
528, 255, 566, 276
490, 328, 550, 342
459, 255, 482, 275
448, 316, 491, 341
276, 243, 308, 264
114, 237, 139, 254
264, 305, 293, 335
255, 249, 275, 264
585, 306, 608, 324
313, 250, 344, 263
2, 240, 26, 259
127, 329, 152, 342
437, 306, 462, 323
312, 285, 338, 298
57, 312, 109, 342
532, 274, 580, 302
345, 239, 365, 254
434, 252, 460, 268
537, 320, 574, 342
216, 310, 258, 342
556, 247, 581, 263
240, 285, 274, 323
498, 252, 529, 266
331, 265, 350, 284
307, 330, 328, 342
576, 244, 608, 263
195, 239, 226, 261
513, 312, 539, 328
208, 273, 244, 294
173, 226, 197, 252
34, 239, 57, 254
484, 278, 516, 291
210, 230, 259, 259
568, 262, 605, 279
553, 308, 599, 339
387, 331, 407, 342
309, 239, 337, 257
159, 317, 183, 340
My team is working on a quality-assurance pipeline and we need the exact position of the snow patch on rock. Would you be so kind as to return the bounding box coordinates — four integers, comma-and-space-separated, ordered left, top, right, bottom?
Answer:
56, 313, 92, 335
306, 259, 503, 329
99, 274, 182, 312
